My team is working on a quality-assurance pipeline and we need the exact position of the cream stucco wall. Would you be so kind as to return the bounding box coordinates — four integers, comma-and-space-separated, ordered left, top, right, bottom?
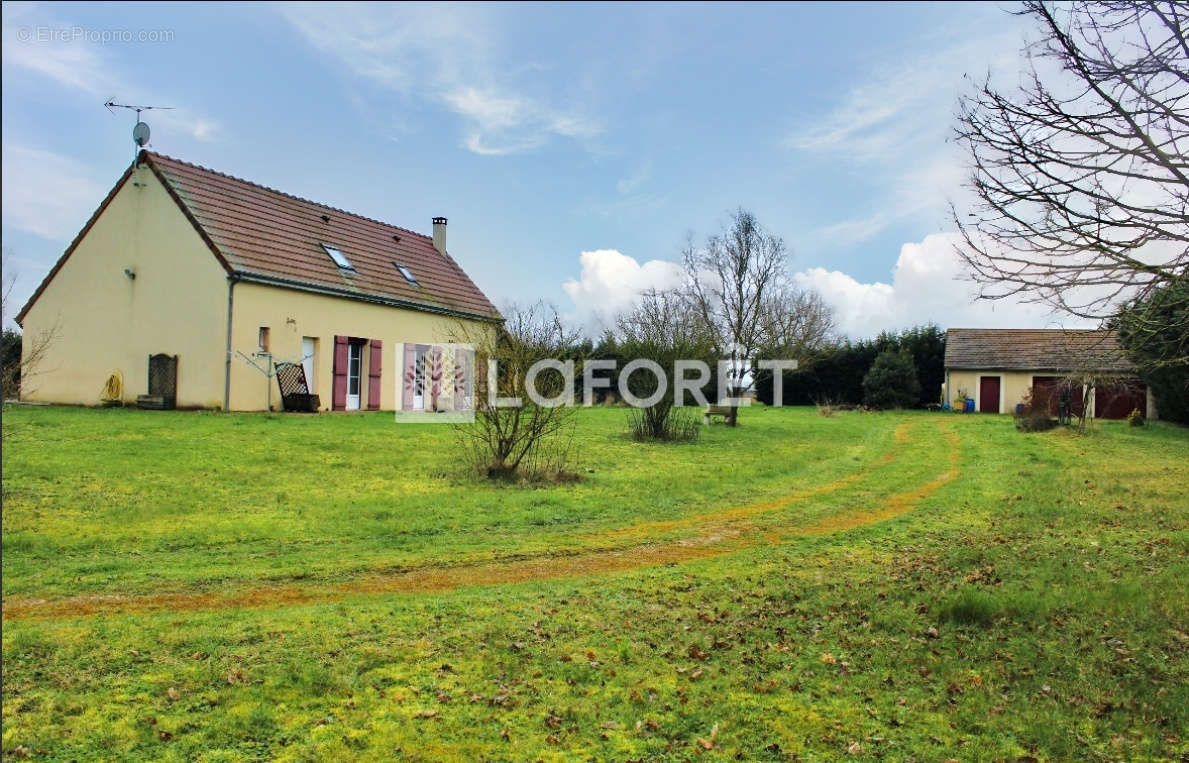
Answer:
943, 369, 1155, 418
944, 370, 1036, 414
946, 370, 1058, 414
228, 282, 493, 411
19, 165, 229, 407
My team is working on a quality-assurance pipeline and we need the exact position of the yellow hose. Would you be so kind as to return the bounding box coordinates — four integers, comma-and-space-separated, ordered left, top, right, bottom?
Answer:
100, 371, 124, 404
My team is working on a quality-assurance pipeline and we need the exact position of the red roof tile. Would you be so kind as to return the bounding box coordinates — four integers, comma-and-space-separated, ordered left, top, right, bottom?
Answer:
144, 152, 500, 321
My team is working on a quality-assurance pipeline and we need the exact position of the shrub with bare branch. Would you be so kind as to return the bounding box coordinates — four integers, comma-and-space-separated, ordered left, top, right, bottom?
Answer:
617, 289, 715, 441
453, 303, 581, 481
2, 253, 57, 402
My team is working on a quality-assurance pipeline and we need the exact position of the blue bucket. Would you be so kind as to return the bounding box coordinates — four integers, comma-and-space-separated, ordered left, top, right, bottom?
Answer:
965, 398, 975, 413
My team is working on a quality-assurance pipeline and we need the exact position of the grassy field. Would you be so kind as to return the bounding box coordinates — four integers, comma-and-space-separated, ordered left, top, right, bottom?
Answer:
2, 405, 1187, 760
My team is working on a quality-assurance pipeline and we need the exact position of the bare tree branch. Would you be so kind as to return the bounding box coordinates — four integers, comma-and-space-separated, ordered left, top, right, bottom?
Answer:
953, 1, 1189, 321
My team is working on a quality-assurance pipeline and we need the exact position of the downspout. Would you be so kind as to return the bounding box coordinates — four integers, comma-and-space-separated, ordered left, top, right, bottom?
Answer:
224, 273, 240, 411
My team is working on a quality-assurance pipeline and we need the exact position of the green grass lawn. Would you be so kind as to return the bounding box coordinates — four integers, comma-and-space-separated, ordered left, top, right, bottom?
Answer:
3, 405, 1187, 760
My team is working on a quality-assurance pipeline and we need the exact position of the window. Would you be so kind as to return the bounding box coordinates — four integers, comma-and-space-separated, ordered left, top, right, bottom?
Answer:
258, 326, 270, 352
321, 243, 354, 271
394, 263, 419, 286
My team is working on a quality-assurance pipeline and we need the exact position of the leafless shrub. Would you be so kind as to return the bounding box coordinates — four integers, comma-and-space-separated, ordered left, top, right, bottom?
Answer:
617, 289, 713, 442
1015, 388, 1059, 433
2, 252, 58, 406
452, 303, 581, 481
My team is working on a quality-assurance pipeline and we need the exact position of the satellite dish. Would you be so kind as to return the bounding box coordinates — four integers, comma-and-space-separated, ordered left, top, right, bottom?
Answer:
133, 121, 151, 147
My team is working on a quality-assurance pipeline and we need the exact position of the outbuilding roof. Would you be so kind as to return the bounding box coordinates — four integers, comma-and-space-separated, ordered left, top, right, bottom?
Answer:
943, 328, 1136, 373
17, 151, 500, 325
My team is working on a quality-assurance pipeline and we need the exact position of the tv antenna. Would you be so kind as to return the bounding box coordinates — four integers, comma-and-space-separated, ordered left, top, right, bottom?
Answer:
104, 99, 174, 157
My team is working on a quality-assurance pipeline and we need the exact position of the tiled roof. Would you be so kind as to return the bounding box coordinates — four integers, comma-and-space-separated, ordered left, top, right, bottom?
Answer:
143, 152, 500, 321
944, 329, 1136, 373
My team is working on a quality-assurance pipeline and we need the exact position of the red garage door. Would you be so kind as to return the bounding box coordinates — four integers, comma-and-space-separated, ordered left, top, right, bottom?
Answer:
1032, 376, 1085, 418
1095, 381, 1146, 419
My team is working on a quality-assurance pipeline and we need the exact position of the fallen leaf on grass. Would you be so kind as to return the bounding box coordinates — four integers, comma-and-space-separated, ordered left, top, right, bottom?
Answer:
166, 687, 180, 701
415, 709, 438, 719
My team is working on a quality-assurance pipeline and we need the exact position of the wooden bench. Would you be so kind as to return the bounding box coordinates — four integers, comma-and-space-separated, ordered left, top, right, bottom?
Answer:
704, 404, 733, 425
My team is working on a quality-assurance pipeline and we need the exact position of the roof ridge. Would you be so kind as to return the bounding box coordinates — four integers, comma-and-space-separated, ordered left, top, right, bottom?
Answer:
141, 151, 432, 242
946, 328, 1112, 333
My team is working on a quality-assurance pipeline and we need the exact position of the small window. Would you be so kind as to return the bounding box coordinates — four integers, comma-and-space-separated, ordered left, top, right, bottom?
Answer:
321, 243, 354, 271
394, 263, 418, 286
258, 326, 270, 352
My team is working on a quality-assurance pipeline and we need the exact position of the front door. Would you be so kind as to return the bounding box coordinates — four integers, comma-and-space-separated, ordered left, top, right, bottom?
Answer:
412, 346, 427, 410
346, 342, 362, 410
979, 375, 1001, 413
302, 337, 316, 393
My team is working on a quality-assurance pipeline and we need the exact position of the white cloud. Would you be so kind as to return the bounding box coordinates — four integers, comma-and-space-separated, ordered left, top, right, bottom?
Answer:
1, 15, 219, 143
280, 3, 600, 156
616, 161, 652, 195
788, 31, 1023, 244
464, 132, 542, 157
1, 145, 107, 240
562, 249, 684, 333
561, 234, 1105, 341
794, 232, 1093, 339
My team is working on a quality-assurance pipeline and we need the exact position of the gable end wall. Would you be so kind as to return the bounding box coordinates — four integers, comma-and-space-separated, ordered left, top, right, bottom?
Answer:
19, 164, 229, 407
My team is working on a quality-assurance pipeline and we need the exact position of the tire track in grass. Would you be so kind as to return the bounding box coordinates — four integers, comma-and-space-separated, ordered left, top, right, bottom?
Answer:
2, 420, 961, 621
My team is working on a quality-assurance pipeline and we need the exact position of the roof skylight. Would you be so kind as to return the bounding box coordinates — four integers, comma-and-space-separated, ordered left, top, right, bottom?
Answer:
321, 243, 354, 271
395, 263, 419, 286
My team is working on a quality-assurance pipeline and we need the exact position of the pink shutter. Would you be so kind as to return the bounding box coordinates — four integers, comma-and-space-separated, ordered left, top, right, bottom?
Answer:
401, 343, 416, 410
367, 339, 383, 410
332, 335, 348, 411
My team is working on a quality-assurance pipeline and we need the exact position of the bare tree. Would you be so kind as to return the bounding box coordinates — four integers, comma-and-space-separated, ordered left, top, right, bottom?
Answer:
453, 303, 581, 480
683, 208, 811, 425
954, 1, 1189, 322
616, 288, 716, 440
2, 252, 57, 401
758, 286, 837, 360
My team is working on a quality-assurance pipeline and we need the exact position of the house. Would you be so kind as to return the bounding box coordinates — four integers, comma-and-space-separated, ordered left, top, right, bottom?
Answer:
15, 151, 501, 411
942, 328, 1155, 419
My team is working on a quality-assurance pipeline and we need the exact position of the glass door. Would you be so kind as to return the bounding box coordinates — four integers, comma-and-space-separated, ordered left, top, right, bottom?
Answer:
413, 346, 426, 410
346, 342, 362, 410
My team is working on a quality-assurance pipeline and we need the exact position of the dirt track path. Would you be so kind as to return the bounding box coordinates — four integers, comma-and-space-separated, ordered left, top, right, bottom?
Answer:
3, 420, 961, 622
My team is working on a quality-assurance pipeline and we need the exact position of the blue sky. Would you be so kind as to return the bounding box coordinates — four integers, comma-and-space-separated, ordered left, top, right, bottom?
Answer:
2, 1, 1078, 337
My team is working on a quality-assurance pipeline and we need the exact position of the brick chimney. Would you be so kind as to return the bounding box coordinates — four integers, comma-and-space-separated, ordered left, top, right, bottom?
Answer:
432, 217, 447, 255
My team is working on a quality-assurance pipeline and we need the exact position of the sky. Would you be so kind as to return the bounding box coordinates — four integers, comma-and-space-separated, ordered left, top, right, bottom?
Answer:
1, 1, 1092, 338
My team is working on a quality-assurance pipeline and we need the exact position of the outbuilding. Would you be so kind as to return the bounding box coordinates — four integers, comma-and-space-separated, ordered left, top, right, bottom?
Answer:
942, 328, 1155, 419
